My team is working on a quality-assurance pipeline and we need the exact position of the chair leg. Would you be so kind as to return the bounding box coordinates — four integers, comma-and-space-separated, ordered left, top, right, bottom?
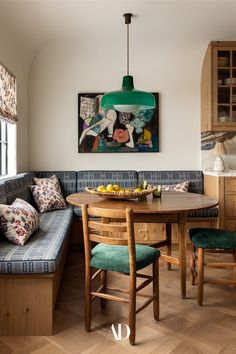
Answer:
233, 249, 236, 289
153, 258, 159, 321
197, 248, 204, 306
101, 270, 107, 309
166, 223, 172, 271
85, 269, 92, 331
129, 273, 136, 345
190, 244, 197, 286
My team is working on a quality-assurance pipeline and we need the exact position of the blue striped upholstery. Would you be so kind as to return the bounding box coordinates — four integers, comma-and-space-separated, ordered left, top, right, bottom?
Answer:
0, 170, 217, 275
22, 172, 36, 204
138, 171, 218, 218
23, 171, 36, 185
188, 208, 218, 218
77, 170, 138, 192
0, 181, 6, 204
74, 208, 82, 217
74, 170, 138, 216
4, 175, 29, 204
0, 208, 73, 274
138, 171, 203, 194
36, 171, 77, 196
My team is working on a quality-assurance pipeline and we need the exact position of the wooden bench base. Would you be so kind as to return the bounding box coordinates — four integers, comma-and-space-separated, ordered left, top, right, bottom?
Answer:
0, 274, 54, 335
0, 237, 69, 336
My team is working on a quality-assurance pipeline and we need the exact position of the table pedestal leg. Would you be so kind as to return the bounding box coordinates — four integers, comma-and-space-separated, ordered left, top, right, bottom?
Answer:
178, 213, 187, 298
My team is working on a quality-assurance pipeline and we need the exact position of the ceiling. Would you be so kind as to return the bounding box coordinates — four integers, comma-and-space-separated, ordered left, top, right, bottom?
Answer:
1, 0, 236, 61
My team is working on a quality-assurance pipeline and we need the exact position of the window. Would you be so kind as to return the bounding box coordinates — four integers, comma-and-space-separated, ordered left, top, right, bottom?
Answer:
0, 63, 17, 177
0, 121, 16, 177
0, 121, 7, 176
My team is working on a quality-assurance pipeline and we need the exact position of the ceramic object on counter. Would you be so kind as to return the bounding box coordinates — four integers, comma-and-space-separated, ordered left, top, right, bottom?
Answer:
213, 156, 225, 172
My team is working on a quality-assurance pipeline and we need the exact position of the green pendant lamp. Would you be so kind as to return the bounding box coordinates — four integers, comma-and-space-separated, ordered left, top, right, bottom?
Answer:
101, 13, 155, 113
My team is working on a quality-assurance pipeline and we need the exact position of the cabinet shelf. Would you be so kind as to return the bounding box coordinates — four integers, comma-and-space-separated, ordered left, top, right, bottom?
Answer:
218, 66, 236, 69
218, 85, 236, 88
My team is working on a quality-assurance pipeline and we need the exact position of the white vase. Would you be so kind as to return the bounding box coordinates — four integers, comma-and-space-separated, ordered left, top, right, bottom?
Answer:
213, 155, 225, 172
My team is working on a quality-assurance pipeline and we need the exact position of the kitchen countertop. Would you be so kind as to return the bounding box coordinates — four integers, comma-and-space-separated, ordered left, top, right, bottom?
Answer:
204, 169, 236, 176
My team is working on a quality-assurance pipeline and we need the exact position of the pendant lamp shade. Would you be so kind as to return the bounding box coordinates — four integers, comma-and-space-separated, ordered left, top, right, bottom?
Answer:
101, 13, 155, 113
101, 75, 156, 113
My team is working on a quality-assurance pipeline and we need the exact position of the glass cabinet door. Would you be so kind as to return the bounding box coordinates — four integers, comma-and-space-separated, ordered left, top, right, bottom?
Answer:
216, 49, 236, 126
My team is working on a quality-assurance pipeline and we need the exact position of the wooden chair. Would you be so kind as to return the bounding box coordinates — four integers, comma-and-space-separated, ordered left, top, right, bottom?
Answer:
81, 204, 160, 345
189, 227, 236, 305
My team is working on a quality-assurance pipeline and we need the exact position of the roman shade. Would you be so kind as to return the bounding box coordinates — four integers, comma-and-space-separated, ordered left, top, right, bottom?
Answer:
0, 63, 17, 123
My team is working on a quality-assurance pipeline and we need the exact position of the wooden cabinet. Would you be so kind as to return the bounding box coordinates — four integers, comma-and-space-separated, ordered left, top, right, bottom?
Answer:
201, 41, 236, 132
204, 173, 236, 230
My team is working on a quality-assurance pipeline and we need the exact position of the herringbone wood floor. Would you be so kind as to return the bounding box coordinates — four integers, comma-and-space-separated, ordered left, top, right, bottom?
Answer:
1, 246, 236, 354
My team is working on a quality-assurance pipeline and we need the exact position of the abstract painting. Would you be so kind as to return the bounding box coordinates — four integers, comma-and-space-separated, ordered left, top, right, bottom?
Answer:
78, 93, 159, 153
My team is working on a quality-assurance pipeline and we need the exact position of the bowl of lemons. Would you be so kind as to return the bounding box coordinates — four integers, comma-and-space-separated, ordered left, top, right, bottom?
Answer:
85, 182, 156, 200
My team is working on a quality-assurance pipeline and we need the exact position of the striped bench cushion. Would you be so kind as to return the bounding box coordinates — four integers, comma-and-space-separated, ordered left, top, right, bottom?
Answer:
4, 175, 29, 204
74, 170, 138, 216
77, 170, 138, 191
138, 171, 203, 194
36, 171, 77, 196
0, 207, 73, 274
138, 171, 217, 218
0, 181, 6, 204
188, 208, 218, 218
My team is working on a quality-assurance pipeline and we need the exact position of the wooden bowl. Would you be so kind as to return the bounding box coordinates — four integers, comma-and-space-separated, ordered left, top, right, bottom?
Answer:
85, 187, 156, 200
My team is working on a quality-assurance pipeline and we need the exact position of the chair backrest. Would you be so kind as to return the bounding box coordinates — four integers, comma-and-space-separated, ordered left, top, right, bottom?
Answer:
81, 204, 136, 273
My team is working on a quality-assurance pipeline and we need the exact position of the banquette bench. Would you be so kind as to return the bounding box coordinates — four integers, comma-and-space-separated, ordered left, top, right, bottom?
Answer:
0, 170, 218, 335
0, 171, 76, 336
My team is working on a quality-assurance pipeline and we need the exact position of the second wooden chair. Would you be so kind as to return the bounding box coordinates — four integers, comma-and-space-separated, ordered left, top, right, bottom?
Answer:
189, 227, 236, 305
81, 204, 160, 345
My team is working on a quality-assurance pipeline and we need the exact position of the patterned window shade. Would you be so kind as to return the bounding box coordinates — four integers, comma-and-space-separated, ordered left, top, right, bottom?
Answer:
0, 63, 17, 124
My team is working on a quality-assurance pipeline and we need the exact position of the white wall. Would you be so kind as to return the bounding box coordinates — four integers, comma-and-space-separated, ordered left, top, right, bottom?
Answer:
29, 38, 204, 171
0, 28, 30, 173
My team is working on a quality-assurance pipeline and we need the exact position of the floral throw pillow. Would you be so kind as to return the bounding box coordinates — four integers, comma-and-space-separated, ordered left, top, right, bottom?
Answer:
30, 184, 67, 213
161, 181, 190, 192
0, 198, 39, 246
33, 175, 62, 194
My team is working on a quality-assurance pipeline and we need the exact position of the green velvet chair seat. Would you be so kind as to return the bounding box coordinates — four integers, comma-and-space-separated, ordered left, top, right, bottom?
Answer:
91, 244, 160, 273
189, 228, 236, 249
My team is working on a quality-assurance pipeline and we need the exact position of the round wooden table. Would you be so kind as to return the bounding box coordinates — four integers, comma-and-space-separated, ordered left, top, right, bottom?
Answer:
67, 191, 218, 298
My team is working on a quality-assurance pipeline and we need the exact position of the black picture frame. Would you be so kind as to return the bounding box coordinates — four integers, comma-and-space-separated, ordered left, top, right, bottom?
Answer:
78, 92, 159, 153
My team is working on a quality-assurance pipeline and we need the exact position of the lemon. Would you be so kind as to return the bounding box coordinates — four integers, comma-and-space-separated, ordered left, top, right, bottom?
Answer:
134, 188, 142, 193
97, 185, 105, 192
106, 184, 114, 192
119, 189, 125, 194
113, 184, 120, 191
